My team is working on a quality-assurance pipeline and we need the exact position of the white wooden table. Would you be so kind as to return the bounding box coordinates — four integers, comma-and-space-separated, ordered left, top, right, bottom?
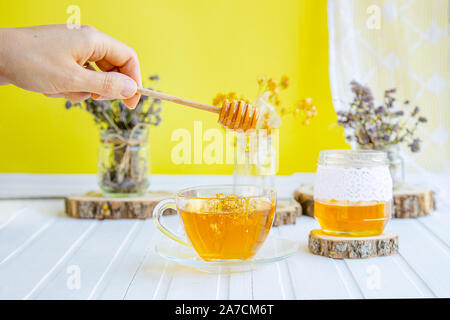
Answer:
0, 173, 449, 300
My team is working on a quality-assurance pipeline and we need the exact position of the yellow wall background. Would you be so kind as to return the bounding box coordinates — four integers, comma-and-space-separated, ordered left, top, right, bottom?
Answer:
0, 0, 348, 175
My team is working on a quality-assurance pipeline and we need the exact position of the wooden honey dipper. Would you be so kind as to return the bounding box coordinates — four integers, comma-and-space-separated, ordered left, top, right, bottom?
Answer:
137, 88, 259, 132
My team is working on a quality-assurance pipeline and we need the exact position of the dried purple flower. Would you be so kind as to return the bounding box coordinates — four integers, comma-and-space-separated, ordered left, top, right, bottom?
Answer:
418, 116, 427, 123
350, 81, 373, 104
338, 80, 427, 153
409, 139, 420, 152
385, 88, 396, 94
130, 114, 138, 127
64, 74, 163, 131
376, 106, 385, 114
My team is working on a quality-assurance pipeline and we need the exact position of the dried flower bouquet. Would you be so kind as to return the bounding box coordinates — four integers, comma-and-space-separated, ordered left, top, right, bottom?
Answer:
65, 75, 162, 196
337, 80, 427, 153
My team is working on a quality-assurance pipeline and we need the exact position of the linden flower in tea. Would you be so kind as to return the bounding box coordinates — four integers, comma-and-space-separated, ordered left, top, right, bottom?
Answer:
179, 194, 276, 261
153, 186, 277, 261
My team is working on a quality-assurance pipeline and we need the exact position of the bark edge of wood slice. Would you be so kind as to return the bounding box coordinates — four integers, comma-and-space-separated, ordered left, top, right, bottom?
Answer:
65, 191, 175, 220
308, 229, 399, 259
392, 185, 436, 218
294, 184, 436, 218
293, 185, 315, 217
273, 201, 302, 227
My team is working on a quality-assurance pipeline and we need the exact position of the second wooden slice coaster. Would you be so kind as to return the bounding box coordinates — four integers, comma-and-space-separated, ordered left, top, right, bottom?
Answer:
308, 229, 398, 259
293, 184, 314, 217
294, 184, 436, 218
273, 201, 302, 227
65, 191, 175, 220
392, 184, 436, 218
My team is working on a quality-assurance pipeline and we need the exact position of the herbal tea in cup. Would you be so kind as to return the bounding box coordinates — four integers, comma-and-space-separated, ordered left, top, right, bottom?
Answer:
153, 185, 276, 261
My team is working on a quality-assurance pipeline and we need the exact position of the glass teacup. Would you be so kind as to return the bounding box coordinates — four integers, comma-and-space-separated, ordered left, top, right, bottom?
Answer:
153, 185, 276, 261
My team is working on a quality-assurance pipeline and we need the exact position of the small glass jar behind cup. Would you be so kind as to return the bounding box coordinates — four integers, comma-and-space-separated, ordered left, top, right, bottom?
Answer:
314, 150, 393, 237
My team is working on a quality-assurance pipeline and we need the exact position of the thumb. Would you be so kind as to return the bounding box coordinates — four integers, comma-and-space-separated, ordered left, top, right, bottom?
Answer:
76, 69, 137, 99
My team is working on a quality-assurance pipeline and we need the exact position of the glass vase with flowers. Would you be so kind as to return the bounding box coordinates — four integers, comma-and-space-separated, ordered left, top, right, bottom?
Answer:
337, 80, 427, 188
65, 75, 162, 197
212, 76, 317, 189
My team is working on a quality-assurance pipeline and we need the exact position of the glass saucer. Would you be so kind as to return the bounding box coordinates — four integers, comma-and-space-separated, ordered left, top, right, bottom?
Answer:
155, 236, 300, 273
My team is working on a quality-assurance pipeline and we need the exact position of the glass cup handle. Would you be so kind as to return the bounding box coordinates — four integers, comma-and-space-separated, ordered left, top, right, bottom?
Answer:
153, 199, 191, 247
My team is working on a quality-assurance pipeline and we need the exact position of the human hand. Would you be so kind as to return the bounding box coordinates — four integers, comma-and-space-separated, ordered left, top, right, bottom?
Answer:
0, 24, 141, 108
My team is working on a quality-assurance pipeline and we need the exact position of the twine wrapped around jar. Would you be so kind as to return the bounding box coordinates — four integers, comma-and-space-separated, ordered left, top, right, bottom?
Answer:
100, 123, 148, 185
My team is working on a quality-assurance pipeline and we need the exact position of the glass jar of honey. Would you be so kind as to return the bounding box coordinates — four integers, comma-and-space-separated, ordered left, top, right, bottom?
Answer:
314, 150, 393, 237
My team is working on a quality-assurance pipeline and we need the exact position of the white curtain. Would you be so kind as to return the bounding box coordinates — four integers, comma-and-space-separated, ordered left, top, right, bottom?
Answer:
327, 0, 449, 205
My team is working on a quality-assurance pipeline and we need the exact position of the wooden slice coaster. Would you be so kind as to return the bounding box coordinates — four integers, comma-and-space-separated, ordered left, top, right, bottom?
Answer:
273, 201, 302, 227
293, 184, 314, 217
294, 184, 436, 218
392, 185, 436, 218
65, 191, 175, 220
308, 229, 398, 259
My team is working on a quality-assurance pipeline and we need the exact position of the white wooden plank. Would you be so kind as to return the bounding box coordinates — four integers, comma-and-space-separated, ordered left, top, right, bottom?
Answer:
0, 174, 299, 198
0, 174, 233, 198
124, 223, 175, 300
0, 201, 27, 226
87, 221, 143, 300
0, 173, 449, 299
252, 229, 295, 300
166, 268, 220, 300
0, 217, 56, 266
0, 174, 97, 198
215, 272, 230, 300
278, 217, 364, 299
0, 203, 59, 264
344, 254, 434, 298
229, 269, 253, 300
0, 215, 98, 299
140, 214, 222, 300
34, 219, 142, 299
252, 262, 288, 300
99, 220, 158, 299
342, 219, 436, 299
331, 259, 365, 297
389, 218, 450, 297
417, 211, 450, 248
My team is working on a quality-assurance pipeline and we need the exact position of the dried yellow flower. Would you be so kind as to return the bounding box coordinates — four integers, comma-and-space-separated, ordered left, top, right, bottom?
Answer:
257, 76, 266, 86
212, 92, 250, 108
279, 97, 318, 126
212, 92, 226, 107
280, 75, 290, 89
211, 75, 316, 130
274, 97, 281, 106
102, 203, 110, 216
267, 78, 277, 92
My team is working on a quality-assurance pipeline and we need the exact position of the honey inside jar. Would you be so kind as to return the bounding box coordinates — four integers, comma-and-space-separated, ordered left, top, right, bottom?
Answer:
179, 194, 275, 261
314, 200, 391, 237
